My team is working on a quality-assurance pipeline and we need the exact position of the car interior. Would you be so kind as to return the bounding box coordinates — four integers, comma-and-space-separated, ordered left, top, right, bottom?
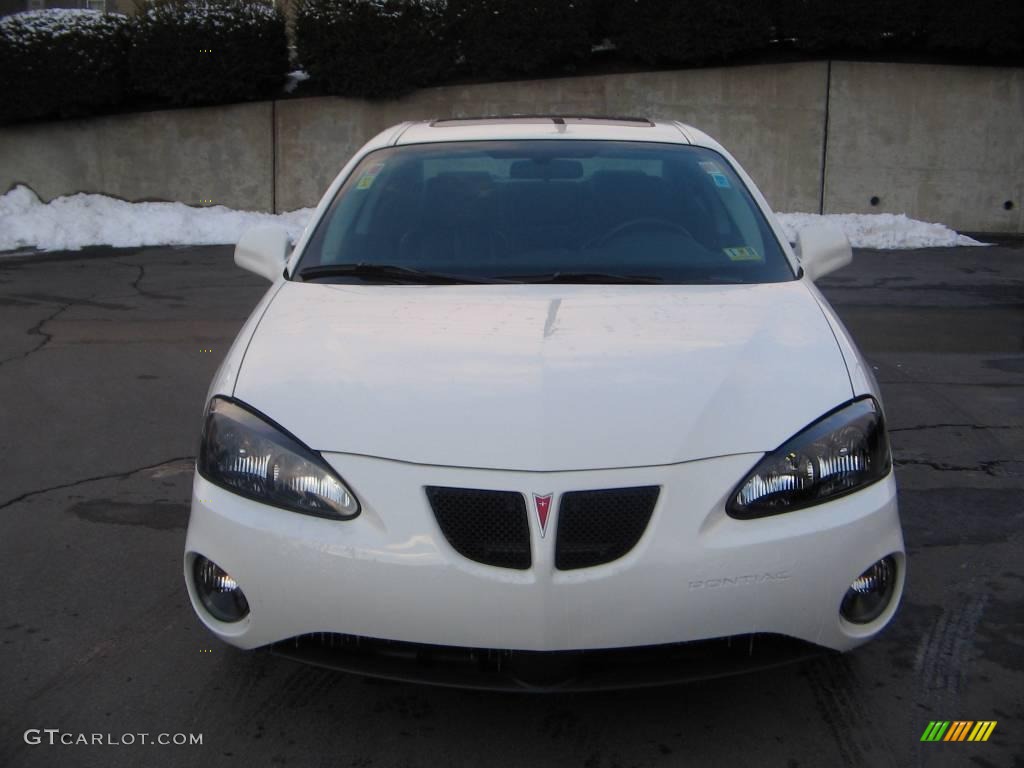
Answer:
303, 142, 793, 283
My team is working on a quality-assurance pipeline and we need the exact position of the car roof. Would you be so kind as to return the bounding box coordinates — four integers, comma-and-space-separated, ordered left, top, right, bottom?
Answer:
389, 116, 717, 149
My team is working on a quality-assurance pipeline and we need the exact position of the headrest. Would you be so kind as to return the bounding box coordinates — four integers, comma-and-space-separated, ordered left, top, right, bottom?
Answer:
510, 159, 584, 180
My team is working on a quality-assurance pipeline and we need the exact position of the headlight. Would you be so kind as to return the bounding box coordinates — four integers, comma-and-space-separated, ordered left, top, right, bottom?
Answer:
727, 397, 891, 519
198, 397, 359, 519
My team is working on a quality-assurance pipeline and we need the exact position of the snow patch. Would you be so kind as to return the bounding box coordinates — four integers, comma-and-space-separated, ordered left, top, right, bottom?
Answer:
0, 186, 311, 253
776, 212, 987, 249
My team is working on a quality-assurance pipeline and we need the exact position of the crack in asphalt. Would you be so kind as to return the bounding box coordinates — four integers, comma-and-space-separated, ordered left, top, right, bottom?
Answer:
9, 292, 131, 311
0, 456, 195, 512
0, 262, 184, 370
893, 458, 1018, 476
126, 261, 148, 296
115, 259, 183, 301
890, 423, 1022, 432
877, 380, 1024, 389
0, 301, 71, 368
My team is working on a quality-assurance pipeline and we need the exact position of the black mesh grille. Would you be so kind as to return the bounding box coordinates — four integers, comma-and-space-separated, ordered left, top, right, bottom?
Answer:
426, 487, 531, 570
555, 486, 660, 570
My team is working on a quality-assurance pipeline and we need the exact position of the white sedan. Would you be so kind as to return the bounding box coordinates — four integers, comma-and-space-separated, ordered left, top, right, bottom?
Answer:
184, 117, 904, 690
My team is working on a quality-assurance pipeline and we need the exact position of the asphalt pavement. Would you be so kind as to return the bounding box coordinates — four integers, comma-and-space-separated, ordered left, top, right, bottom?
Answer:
0, 241, 1021, 768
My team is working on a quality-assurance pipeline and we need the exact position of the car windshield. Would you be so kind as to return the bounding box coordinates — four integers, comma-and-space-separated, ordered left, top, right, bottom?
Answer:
295, 140, 794, 284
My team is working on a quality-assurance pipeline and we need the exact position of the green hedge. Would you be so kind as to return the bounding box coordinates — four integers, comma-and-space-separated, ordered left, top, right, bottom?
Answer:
2, 0, 1020, 126
606, 0, 772, 66
294, 0, 596, 95
607, 0, 1021, 64
294, 0, 450, 98
921, 0, 1024, 60
128, 0, 289, 107
446, 0, 595, 79
774, 0, 925, 55
0, 10, 129, 124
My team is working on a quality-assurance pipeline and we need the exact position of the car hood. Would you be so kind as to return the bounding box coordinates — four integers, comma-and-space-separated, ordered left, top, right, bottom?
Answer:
233, 281, 852, 471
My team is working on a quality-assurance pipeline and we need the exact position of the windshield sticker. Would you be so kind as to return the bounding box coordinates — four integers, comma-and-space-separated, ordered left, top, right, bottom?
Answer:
355, 162, 386, 190
698, 160, 731, 188
724, 246, 762, 262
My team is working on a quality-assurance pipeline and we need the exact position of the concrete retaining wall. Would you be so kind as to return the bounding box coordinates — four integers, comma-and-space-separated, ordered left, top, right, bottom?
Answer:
274, 63, 828, 214
0, 102, 274, 212
823, 61, 1024, 232
1, 61, 1021, 232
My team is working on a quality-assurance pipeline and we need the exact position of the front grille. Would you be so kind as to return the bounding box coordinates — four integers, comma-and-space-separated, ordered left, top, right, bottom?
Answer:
555, 486, 660, 570
426, 486, 531, 569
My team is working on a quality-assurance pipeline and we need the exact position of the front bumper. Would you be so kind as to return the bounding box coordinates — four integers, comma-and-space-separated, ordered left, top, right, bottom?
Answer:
184, 451, 904, 656
268, 632, 830, 692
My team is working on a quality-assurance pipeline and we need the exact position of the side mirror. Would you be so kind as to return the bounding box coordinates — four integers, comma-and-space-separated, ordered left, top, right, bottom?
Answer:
795, 225, 852, 282
234, 225, 290, 282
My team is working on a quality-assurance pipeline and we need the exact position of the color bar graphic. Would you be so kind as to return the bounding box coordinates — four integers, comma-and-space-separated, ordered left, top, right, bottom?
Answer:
921, 721, 997, 742
967, 722, 997, 742
944, 721, 973, 741
921, 721, 950, 741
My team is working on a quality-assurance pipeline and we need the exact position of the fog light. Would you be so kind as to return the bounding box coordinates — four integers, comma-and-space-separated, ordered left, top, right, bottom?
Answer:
193, 555, 249, 623
840, 556, 896, 624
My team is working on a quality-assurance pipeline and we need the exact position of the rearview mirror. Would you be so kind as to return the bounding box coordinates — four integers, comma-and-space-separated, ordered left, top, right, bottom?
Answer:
795, 225, 852, 282
234, 225, 290, 282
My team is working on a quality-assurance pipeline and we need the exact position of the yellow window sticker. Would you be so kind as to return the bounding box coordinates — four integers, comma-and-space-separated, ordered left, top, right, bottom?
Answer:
355, 162, 385, 190
724, 246, 763, 262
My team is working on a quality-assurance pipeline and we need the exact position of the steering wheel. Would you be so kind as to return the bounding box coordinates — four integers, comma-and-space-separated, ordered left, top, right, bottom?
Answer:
584, 217, 694, 249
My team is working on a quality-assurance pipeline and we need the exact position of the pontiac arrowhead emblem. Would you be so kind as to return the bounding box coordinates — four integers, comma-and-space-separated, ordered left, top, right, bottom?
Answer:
534, 493, 553, 537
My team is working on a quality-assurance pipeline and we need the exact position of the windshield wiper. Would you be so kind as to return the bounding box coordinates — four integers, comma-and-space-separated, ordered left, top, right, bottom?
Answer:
497, 271, 663, 284
298, 263, 498, 284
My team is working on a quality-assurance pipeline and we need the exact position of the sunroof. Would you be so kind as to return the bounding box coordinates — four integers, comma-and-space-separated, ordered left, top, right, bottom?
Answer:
430, 115, 654, 128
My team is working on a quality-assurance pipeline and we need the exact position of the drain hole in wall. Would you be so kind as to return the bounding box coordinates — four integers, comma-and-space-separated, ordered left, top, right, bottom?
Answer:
870, 196, 880, 207
1004, 200, 1015, 211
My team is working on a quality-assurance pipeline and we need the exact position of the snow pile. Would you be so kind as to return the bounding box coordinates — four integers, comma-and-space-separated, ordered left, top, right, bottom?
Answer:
299, 0, 446, 22
283, 69, 310, 94
0, 9, 127, 45
0, 186, 312, 253
0, 185, 988, 254
776, 212, 986, 249
138, 1, 279, 24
